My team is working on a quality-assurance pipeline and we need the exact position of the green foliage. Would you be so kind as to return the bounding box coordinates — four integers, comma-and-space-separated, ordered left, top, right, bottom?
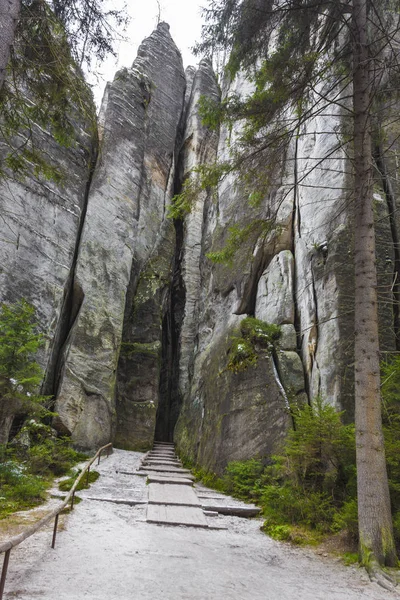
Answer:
198, 94, 241, 131
207, 220, 274, 265
227, 338, 258, 373
260, 400, 355, 534
0, 300, 50, 417
222, 458, 264, 499
168, 177, 200, 219
226, 317, 280, 373
27, 436, 87, 476
0, 0, 97, 183
192, 398, 357, 543
50, 0, 129, 70
168, 162, 232, 220
240, 317, 281, 346
0, 434, 88, 517
342, 552, 359, 566
58, 470, 100, 492
0, 455, 47, 517
381, 355, 400, 550
332, 499, 359, 540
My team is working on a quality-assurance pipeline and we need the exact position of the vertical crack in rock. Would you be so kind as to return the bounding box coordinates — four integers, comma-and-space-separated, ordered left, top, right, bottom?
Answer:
290, 150, 302, 356
374, 145, 400, 349
0, 55, 97, 444
156, 217, 186, 441
309, 263, 321, 398
42, 152, 97, 399
155, 61, 218, 442
271, 351, 290, 410
294, 131, 302, 238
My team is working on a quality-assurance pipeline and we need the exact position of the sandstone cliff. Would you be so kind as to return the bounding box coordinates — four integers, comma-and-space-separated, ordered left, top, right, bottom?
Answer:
0, 23, 398, 473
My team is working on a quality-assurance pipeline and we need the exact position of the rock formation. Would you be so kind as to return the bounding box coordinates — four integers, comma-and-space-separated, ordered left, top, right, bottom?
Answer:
0, 22, 399, 473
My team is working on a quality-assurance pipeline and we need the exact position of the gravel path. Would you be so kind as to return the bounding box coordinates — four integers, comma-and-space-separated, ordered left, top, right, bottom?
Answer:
2, 449, 397, 600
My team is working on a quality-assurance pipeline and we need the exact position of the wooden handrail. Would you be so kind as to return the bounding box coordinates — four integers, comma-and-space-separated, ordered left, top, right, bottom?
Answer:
0, 442, 112, 598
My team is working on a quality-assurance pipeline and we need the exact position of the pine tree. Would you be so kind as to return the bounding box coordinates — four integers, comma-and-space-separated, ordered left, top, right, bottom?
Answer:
0, 300, 48, 444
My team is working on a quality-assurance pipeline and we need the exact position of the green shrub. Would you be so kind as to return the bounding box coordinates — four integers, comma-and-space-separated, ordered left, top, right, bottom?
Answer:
227, 317, 281, 373
0, 432, 88, 518
28, 437, 87, 476
0, 460, 47, 517
0, 300, 50, 418
261, 484, 335, 532
332, 499, 359, 540
222, 458, 264, 499
262, 523, 291, 541
240, 317, 281, 347
191, 398, 357, 543
227, 338, 258, 373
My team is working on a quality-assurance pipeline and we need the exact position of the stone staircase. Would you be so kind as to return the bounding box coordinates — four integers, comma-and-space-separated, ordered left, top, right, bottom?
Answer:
139, 442, 260, 528
140, 442, 210, 528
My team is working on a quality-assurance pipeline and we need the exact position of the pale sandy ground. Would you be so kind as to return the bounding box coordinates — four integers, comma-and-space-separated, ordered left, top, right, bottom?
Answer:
2, 449, 398, 600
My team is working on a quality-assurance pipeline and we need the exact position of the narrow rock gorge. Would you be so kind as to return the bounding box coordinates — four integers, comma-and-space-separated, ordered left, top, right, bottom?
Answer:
0, 22, 399, 472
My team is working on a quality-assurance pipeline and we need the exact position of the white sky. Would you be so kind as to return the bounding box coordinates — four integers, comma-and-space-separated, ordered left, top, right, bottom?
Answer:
90, 1, 205, 107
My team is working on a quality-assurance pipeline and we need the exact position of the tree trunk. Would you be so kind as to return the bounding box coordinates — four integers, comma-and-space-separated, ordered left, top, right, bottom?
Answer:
0, 400, 14, 444
0, 0, 20, 91
352, 0, 397, 567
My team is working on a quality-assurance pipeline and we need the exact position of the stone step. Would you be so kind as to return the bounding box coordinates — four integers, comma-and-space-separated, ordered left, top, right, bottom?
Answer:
143, 460, 182, 467
148, 483, 200, 506
147, 474, 194, 486
147, 504, 208, 528
153, 443, 175, 448
140, 465, 191, 474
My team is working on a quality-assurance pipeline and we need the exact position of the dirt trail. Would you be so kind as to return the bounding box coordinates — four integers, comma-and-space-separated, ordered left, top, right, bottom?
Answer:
2, 449, 397, 600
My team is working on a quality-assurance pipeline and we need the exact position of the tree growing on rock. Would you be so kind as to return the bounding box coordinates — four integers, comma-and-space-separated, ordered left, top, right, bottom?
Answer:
196, 0, 400, 580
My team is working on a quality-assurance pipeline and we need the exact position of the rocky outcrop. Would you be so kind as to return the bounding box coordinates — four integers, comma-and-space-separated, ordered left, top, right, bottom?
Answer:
1, 21, 399, 468
54, 23, 186, 449
174, 70, 295, 471
0, 61, 96, 442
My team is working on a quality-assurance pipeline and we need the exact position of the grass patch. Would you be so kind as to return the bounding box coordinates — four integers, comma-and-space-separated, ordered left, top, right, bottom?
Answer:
58, 470, 100, 492
0, 461, 48, 518
0, 433, 90, 519
342, 552, 359, 566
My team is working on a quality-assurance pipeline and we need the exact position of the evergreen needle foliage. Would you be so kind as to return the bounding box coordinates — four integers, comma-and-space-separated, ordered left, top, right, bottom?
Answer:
0, 0, 97, 182
0, 299, 49, 416
192, 398, 357, 543
207, 220, 275, 265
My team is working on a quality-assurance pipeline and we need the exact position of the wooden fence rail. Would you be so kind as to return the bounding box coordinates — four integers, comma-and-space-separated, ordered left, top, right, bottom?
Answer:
0, 442, 113, 600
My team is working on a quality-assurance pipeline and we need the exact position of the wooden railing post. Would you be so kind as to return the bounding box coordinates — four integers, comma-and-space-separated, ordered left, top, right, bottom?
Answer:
51, 514, 59, 549
0, 549, 11, 600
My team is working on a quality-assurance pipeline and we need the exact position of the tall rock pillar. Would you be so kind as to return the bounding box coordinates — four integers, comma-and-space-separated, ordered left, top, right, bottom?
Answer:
54, 23, 186, 449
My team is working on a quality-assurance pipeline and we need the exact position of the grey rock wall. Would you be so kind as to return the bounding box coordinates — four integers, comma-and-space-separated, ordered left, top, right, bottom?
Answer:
0, 66, 96, 443
54, 23, 186, 449
1, 22, 399, 465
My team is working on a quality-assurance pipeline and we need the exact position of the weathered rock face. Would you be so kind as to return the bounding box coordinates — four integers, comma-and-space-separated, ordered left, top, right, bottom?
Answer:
0, 62, 96, 443
54, 23, 186, 449
255, 250, 295, 325
2, 22, 399, 468
174, 69, 296, 471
